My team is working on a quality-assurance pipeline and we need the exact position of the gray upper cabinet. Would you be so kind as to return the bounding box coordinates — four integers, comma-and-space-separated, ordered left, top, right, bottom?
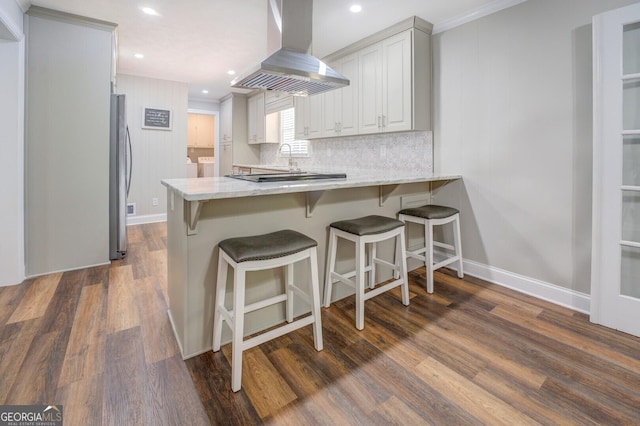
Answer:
323, 52, 359, 137
296, 16, 432, 140
294, 94, 323, 139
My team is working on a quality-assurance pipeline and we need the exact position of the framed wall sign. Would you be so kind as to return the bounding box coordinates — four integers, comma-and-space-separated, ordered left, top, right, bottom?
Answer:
142, 107, 172, 130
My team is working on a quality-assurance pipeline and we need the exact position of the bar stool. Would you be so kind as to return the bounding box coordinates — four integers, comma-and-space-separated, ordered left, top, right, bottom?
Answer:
323, 215, 409, 330
398, 205, 463, 294
212, 229, 323, 392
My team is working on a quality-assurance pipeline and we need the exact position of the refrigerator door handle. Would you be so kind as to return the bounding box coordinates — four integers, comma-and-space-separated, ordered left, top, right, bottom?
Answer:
126, 125, 132, 197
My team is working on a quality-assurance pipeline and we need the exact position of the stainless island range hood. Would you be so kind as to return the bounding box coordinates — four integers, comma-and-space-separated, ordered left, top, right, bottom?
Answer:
231, 0, 349, 96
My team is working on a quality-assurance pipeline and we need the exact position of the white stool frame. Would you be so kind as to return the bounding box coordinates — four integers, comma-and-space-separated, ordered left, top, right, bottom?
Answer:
398, 212, 463, 293
323, 226, 409, 330
212, 246, 323, 392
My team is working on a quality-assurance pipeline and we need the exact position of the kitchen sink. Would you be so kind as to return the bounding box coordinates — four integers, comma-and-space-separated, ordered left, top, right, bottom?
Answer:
227, 171, 347, 183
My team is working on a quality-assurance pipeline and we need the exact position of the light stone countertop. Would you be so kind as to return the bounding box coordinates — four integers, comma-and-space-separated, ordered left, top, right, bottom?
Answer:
162, 170, 462, 202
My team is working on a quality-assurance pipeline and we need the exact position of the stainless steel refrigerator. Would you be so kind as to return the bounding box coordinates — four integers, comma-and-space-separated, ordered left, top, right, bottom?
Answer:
109, 93, 131, 260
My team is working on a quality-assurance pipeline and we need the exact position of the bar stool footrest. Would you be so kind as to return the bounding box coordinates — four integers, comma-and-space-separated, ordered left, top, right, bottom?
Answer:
363, 278, 406, 302
242, 315, 316, 351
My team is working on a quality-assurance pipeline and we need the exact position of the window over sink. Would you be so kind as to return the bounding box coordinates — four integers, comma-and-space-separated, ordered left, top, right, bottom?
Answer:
280, 108, 309, 157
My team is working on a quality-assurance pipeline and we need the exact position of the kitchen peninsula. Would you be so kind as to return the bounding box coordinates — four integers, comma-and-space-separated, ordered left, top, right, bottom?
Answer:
162, 171, 461, 359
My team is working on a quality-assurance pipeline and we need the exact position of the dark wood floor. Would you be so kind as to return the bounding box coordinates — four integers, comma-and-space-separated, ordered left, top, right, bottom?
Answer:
1, 223, 639, 425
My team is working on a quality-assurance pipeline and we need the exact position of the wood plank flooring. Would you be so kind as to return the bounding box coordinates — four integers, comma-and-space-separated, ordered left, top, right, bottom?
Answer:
1, 222, 639, 425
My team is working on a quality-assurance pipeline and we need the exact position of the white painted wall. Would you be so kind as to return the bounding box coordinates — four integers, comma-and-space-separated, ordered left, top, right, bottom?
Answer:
116, 74, 188, 223
0, 0, 25, 287
433, 0, 638, 295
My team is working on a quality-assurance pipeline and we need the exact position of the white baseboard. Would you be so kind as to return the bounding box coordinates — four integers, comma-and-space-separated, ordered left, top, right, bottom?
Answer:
456, 259, 590, 314
126, 213, 167, 226
25, 260, 111, 280
168, 308, 214, 360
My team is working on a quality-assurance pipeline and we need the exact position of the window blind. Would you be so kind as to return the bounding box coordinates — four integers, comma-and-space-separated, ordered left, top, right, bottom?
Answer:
280, 108, 308, 156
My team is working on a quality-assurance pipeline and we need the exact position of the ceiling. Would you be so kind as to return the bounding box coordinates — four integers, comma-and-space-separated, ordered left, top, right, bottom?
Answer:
24, 0, 524, 101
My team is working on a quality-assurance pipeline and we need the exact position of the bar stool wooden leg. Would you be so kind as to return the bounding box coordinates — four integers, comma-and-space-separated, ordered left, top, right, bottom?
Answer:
212, 253, 228, 352
231, 264, 246, 392
286, 263, 294, 323
454, 214, 464, 278
323, 229, 338, 308
308, 247, 323, 350
425, 220, 435, 294
355, 239, 366, 330
368, 243, 376, 289
397, 230, 410, 305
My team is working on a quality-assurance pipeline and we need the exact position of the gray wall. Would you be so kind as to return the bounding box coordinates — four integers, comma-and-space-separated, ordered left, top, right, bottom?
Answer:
0, 0, 25, 286
116, 74, 188, 222
433, 0, 638, 294
24, 11, 113, 276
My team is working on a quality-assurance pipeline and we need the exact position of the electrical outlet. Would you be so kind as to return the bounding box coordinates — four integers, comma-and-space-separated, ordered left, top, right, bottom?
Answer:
152, 198, 159, 206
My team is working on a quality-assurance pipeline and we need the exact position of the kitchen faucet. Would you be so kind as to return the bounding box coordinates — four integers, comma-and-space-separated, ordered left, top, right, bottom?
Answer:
279, 143, 295, 170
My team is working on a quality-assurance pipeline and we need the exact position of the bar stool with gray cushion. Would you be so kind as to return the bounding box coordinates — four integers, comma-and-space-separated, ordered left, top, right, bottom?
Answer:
212, 229, 323, 392
398, 205, 463, 293
324, 215, 409, 330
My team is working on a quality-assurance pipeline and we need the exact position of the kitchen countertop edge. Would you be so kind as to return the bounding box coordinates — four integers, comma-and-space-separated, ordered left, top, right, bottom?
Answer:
161, 174, 462, 202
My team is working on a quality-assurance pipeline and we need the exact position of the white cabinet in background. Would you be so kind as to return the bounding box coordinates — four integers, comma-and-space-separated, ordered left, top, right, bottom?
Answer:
218, 93, 259, 175
323, 53, 359, 137
247, 92, 265, 144
219, 143, 233, 176
220, 97, 233, 143
187, 113, 215, 148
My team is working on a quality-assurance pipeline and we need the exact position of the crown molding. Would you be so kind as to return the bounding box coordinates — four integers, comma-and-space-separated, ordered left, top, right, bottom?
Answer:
27, 5, 116, 32
433, 0, 527, 34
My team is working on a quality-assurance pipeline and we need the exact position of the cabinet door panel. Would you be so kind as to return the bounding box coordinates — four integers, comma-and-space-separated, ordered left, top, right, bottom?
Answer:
322, 87, 339, 136
359, 43, 382, 134
220, 143, 233, 176
294, 96, 308, 139
340, 53, 359, 136
247, 93, 265, 144
307, 94, 323, 138
383, 30, 412, 132
187, 114, 198, 147
199, 114, 215, 148
220, 99, 233, 143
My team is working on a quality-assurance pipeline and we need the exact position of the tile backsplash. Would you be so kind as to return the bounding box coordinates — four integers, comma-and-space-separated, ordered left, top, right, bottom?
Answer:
260, 131, 433, 175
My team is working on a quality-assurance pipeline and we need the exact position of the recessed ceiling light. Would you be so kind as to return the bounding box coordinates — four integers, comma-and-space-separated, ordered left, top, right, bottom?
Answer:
350, 4, 362, 13
202, 89, 209, 94
134, 53, 144, 59
227, 70, 236, 75
141, 7, 159, 16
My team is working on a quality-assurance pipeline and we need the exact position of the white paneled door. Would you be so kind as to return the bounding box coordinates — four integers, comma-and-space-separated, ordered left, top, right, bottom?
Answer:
592, 2, 640, 337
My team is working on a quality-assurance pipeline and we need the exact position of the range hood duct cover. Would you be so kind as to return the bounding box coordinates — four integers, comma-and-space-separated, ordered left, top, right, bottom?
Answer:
231, 0, 349, 96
